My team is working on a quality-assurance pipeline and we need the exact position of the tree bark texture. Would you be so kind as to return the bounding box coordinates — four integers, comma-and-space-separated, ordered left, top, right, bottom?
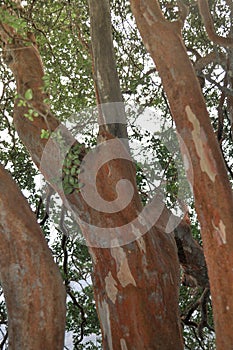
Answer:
0, 13, 185, 350
88, 0, 128, 140
130, 1, 233, 348
0, 165, 66, 350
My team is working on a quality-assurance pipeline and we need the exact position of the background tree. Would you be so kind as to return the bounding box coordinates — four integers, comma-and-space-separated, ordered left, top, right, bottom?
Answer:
0, 0, 232, 349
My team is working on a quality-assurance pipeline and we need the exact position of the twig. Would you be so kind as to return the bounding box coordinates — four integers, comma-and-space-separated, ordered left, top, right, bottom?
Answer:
0, 330, 8, 350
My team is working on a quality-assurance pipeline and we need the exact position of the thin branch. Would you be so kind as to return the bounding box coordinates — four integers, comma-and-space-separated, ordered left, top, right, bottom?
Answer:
0, 330, 8, 350
192, 327, 206, 350
220, 144, 233, 180
181, 287, 214, 342
197, 0, 233, 47
200, 72, 233, 96
60, 206, 69, 285
37, 184, 54, 225
194, 51, 227, 72
66, 286, 86, 346
217, 73, 228, 143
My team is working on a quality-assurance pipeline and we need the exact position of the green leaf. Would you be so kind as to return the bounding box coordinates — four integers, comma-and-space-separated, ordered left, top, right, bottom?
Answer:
25, 89, 33, 100
73, 158, 80, 165
24, 113, 34, 121
18, 99, 27, 107
63, 184, 74, 195
70, 166, 77, 176
40, 129, 50, 139
69, 176, 75, 186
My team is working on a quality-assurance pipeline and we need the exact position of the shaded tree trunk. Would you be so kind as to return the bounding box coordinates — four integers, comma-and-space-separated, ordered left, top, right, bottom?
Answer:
130, 1, 233, 348
88, 0, 128, 141
0, 165, 66, 349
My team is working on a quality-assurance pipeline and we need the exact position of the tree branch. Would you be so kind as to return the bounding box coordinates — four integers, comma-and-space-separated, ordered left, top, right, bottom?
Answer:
88, 0, 128, 140
197, 0, 233, 48
193, 51, 227, 72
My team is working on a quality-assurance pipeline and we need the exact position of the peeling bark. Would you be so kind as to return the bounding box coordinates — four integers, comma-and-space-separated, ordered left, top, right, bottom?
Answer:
130, 1, 233, 347
0, 165, 66, 349
0, 13, 184, 350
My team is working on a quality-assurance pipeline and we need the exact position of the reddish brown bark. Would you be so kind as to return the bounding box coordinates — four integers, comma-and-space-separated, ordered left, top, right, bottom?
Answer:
130, 1, 233, 348
0, 14, 184, 350
0, 165, 66, 349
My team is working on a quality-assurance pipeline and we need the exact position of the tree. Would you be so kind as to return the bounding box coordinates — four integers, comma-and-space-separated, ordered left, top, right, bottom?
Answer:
0, 0, 232, 349
130, 1, 233, 348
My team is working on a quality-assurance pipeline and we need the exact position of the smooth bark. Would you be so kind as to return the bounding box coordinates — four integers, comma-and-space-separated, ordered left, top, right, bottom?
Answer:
88, 0, 128, 140
0, 13, 184, 350
0, 165, 66, 349
130, 1, 233, 348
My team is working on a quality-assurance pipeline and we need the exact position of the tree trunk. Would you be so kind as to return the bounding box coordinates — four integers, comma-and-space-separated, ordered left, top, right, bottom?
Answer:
0, 165, 66, 349
0, 10, 184, 350
130, 1, 233, 348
